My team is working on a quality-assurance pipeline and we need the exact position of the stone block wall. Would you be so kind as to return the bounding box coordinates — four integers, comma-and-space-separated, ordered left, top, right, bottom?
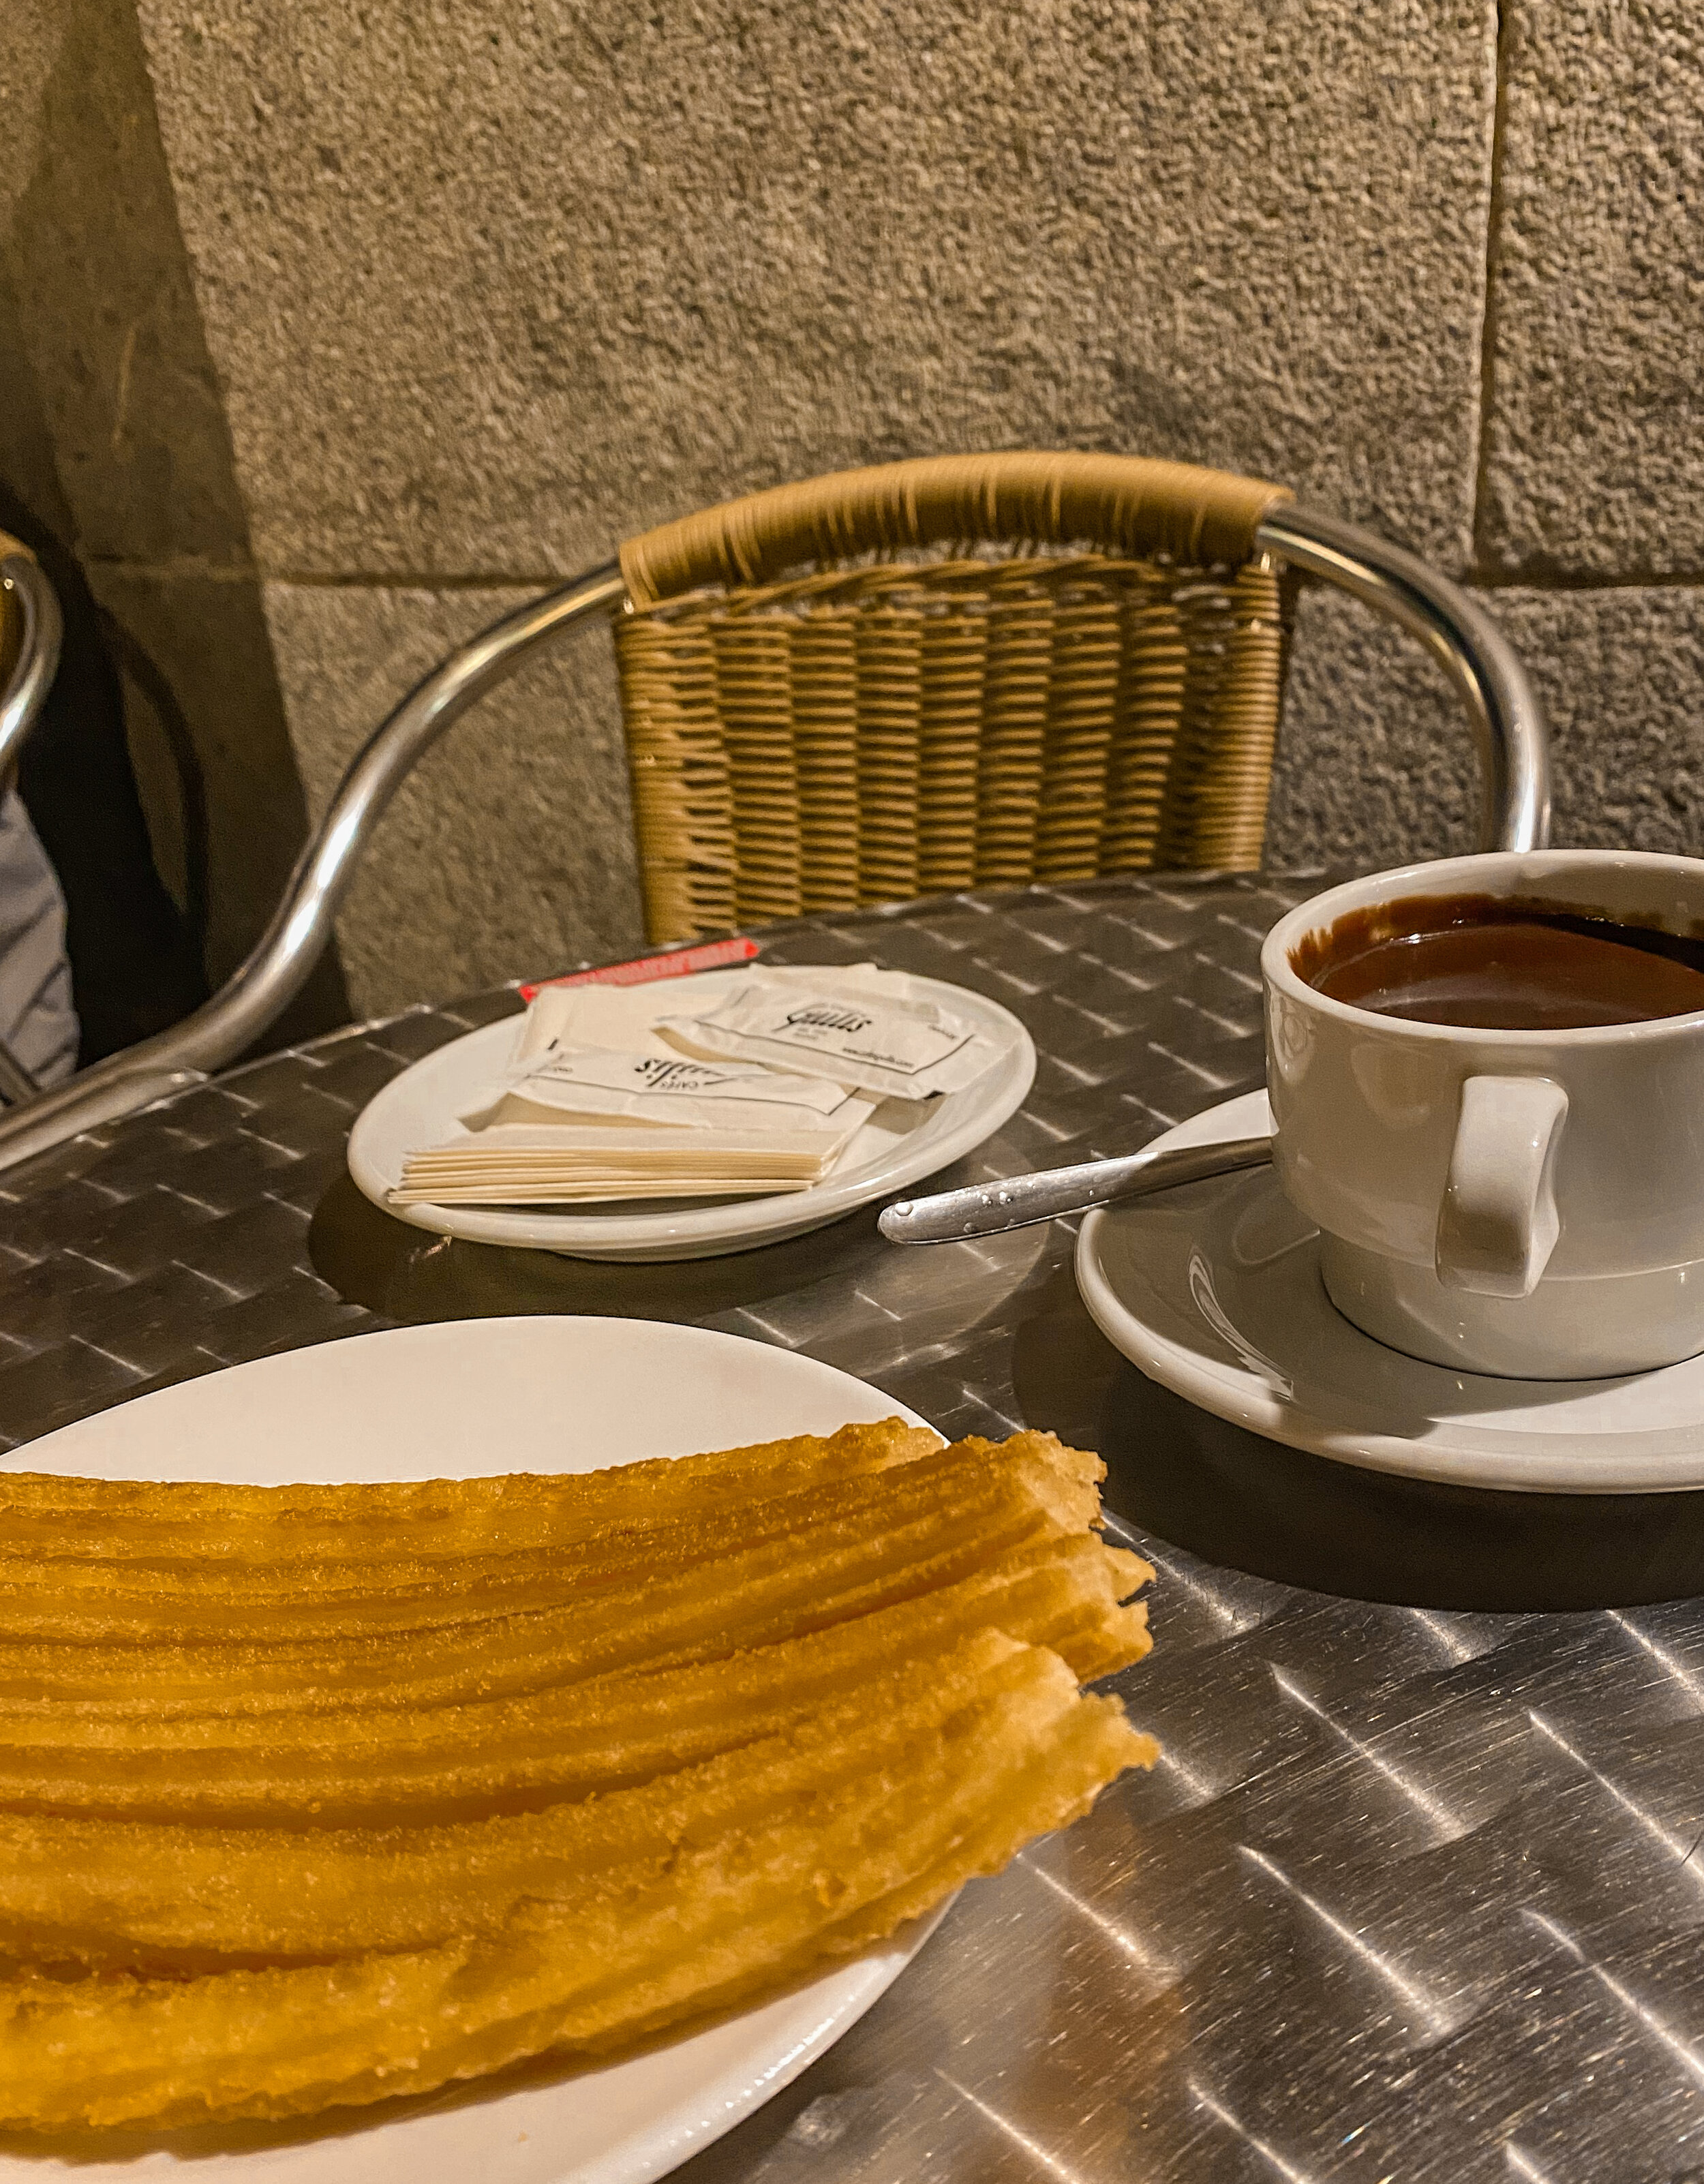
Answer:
5, 0, 1701, 1021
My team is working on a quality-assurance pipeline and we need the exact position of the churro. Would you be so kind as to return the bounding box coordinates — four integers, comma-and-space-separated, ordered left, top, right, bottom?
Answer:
0, 1422, 1156, 2131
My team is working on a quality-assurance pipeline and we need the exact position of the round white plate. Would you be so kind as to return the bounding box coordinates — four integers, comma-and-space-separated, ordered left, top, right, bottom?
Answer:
348, 969, 1036, 1262
1077, 1089, 1704, 1493
0, 1318, 948, 2184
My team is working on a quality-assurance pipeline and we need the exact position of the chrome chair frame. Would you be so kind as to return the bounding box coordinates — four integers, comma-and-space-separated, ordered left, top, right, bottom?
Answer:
0, 510, 1549, 1173
0, 546, 66, 1110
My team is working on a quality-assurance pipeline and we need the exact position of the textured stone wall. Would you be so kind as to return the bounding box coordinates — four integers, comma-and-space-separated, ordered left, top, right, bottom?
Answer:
8, 1, 1702, 1018
0, 0, 348, 1041
1270, 1, 1704, 869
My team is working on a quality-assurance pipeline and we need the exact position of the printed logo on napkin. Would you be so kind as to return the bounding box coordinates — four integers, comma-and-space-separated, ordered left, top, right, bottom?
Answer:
471, 1043, 868, 1133
658, 974, 996, 1102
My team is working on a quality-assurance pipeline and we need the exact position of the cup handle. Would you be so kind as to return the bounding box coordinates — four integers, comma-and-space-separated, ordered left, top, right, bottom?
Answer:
1434, 1076, 1570, 1299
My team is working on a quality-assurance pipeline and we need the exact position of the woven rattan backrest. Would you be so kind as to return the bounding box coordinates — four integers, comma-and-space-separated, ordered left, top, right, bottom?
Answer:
615, 452, 1293, 943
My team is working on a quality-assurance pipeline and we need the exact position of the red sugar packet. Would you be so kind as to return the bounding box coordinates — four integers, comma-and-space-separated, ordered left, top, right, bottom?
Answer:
518, 935, 760, 1003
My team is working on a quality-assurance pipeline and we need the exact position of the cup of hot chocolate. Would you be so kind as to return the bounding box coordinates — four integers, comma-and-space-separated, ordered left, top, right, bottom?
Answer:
1262, 850, 1704, 1378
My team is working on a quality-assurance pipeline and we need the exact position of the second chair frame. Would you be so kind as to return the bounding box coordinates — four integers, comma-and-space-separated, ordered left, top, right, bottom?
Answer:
0, 485, 1548, 1174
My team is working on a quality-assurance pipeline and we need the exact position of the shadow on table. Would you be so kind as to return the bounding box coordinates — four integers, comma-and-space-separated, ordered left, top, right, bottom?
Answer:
1008, 1258, 1704, 1613
314, 1181, 1704, 1613
307, 1171, 901, 1326
1100, 1367, 1704, 1613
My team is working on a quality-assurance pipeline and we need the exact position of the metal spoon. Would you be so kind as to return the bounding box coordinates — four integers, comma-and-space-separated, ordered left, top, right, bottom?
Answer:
878, 1133, 1273, 1244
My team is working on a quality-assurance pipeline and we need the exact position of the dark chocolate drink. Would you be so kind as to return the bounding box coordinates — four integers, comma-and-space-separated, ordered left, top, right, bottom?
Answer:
1290, 892, 1704, 1030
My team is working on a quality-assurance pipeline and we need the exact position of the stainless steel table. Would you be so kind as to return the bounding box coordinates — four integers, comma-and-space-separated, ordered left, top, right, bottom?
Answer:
5, 872, 1704, 2183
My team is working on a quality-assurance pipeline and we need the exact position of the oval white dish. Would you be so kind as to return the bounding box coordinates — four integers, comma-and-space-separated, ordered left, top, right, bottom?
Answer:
0, 1317, 949, 2184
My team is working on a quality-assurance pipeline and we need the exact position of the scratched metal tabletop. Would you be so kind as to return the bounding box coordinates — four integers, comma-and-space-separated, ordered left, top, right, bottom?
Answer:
5, 871, 1704, 2183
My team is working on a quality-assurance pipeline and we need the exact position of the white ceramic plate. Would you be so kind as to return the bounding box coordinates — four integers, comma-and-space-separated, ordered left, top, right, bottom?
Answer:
0, 1318, 948, 2184
347, 969, 1036, 1261
1077, 1089, 1704, 1493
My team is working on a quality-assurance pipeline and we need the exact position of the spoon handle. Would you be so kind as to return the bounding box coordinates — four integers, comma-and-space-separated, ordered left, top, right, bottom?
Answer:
878, 1134, 1274, 1244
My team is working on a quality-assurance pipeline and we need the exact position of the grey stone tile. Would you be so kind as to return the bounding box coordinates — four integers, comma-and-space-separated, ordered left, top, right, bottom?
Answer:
262, 583, 645, 1018
137, 0, 1495, 575
1268, 583, 1704, 872
1482, 3, 1704, 576
1266, 583, 1493, 872
0, 0, 248, 569
0, 0, 352, 1050
1506, 587, 1704, 855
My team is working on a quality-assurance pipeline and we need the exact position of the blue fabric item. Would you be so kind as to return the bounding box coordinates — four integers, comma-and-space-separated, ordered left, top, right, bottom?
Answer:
0, 787, 78, 1085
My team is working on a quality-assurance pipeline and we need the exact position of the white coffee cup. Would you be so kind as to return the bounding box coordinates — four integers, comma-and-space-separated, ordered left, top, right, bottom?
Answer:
1262, 849, 1704, 1379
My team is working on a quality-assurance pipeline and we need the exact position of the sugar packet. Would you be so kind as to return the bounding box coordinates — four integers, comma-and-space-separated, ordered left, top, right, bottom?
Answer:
464, 1043, 873, 1137
656, 969, 997, 1102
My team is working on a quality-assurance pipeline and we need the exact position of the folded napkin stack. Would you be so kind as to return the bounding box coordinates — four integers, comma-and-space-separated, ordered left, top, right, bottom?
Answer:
389, 965, 998, 1210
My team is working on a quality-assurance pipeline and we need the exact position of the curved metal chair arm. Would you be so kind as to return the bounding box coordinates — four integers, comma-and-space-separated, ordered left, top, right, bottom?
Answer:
0, 562, 624, 1172
0, 547, 64, 788
1254, 504, 1549, 854
0, 547, 67, 1109
0, 509, 1549, 1175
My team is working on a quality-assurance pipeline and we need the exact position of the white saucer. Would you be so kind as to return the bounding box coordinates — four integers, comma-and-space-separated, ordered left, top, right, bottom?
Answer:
1076, 1089, 1704, 1494
348, 969, 1036, 1262
3, 1318, 948, 2184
